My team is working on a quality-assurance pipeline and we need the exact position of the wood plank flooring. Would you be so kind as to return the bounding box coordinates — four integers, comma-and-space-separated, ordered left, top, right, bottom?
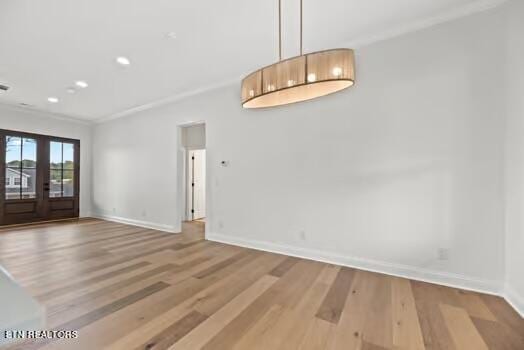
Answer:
0, 219, 522, 350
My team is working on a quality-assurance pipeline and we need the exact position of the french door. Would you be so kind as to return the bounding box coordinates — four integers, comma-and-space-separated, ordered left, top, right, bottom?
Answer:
0, 129, 80, 226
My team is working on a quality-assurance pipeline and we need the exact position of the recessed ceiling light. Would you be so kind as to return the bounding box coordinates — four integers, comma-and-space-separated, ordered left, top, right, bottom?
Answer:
47, 97, 59, 103
75, 80, 88, 88
66, 87, 76, 94
166, 32, 177, 39
116, 56, 131, 66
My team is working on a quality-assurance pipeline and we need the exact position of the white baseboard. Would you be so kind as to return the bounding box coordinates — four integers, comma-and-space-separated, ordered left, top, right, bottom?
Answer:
92, 214, 179, 233
206, 232, 502, 297
504, 284, 524, 318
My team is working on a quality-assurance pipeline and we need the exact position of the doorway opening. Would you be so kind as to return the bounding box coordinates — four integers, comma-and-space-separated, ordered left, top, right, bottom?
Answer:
179, 123, 206, 233
187, 149, 206, 222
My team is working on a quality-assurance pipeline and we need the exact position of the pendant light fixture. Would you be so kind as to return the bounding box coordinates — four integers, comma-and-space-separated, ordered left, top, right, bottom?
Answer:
241, 0, 355, 109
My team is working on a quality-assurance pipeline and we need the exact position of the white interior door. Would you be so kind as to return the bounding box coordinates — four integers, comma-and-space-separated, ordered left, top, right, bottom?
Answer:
189, 149, 206, 220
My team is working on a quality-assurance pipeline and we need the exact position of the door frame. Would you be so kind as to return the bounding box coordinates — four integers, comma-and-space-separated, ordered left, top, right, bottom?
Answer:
0, 129, 80, 226
176, 121, 207, 231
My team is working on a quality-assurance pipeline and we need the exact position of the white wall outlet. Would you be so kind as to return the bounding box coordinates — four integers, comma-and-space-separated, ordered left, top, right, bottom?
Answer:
438, 248, 449, 261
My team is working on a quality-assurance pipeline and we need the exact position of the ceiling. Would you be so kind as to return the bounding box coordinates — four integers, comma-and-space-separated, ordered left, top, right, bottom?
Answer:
0, 0, 504, 122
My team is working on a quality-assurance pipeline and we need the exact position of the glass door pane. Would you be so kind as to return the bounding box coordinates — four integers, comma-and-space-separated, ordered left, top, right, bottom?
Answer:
21, 138, 37, 199
63, 143, 75, 197
49, 141, 75, 197
5, 136, 37, 199
5, 136, 21, 200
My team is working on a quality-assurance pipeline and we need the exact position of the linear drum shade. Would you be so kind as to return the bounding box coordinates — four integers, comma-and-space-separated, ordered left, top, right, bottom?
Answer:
242, 48, 355, 109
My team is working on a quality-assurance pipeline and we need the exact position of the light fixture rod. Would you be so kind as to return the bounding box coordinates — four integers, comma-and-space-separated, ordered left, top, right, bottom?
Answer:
279, 0, 282, 61
278, 0, 303, 60
300, 0, 303, 55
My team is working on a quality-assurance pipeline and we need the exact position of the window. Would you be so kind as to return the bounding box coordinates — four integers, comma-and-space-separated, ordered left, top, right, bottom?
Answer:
49, 141, 75, 197
5, 136, 37, 200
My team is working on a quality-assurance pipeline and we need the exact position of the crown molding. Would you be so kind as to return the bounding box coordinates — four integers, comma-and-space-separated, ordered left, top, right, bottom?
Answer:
348, 0, 509, 48
0, 102, 92, 125
94, 78, 238, 124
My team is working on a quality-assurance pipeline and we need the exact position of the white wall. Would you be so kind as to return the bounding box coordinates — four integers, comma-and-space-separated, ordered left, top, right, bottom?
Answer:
503, 0, 524, 315
182, 124, 206, 150
0, 105, 92, 216
92, 7, 508, 292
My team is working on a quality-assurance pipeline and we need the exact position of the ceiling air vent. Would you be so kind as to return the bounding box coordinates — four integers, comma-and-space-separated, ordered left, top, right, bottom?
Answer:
0, 84, 9, 92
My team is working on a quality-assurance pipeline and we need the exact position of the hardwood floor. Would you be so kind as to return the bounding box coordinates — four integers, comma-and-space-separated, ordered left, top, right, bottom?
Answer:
0, 219, 522, 349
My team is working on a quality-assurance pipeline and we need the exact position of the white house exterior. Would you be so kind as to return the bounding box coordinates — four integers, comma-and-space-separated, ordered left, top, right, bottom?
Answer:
5, 168, 29, 189
4, 168, 34, 199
